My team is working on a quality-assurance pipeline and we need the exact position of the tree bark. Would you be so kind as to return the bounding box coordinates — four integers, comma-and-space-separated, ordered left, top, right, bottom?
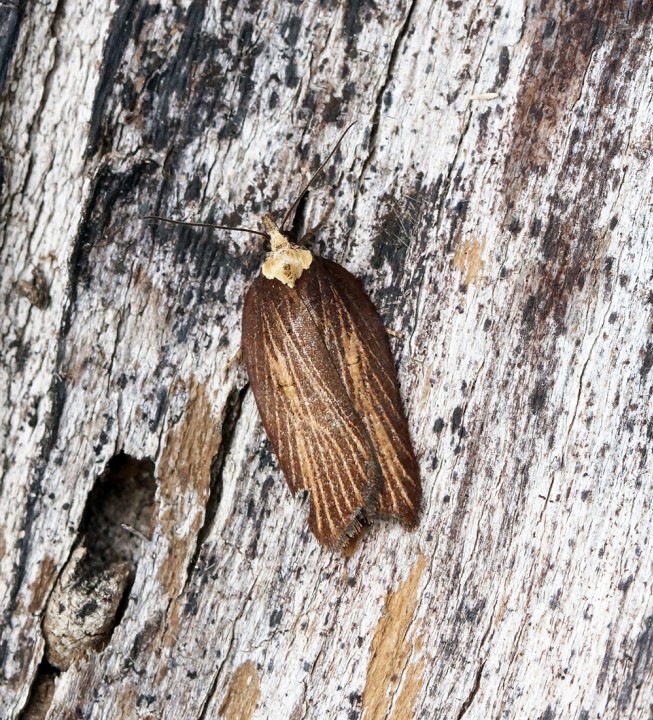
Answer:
1, 1, 652, 719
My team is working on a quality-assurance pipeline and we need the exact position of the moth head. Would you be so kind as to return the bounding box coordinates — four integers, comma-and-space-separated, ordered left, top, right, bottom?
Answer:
261, 213, 313, 288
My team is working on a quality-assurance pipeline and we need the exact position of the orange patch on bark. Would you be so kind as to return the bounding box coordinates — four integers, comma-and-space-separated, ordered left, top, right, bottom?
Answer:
362, 553, 427, 720
389, 657, 424, 720
27, 555, 56, 613
219, 661, 261, 720
453, 238, 485, 286
157, 378, 221, 597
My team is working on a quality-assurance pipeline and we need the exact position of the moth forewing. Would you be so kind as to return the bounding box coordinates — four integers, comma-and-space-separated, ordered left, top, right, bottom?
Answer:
311, 259, 421, 526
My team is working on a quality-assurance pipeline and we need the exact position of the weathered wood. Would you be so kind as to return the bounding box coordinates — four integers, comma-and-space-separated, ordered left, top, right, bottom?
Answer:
1, 1, 652, 718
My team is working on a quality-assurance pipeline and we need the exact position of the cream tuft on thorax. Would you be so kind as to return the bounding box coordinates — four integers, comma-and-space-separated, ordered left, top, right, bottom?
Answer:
261, 214, 312, 288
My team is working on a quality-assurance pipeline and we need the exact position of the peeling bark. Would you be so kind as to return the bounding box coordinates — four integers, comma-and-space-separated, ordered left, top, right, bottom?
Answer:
1, 1, 652, 719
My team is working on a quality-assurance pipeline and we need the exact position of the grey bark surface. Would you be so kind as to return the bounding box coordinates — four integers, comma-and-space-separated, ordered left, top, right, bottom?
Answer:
1, 1, 652, 719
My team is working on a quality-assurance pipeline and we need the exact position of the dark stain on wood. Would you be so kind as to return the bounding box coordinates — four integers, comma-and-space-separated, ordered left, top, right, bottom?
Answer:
342, 0, 381, 56
246, 472, 278, 560
69, 161, 158, 314
367, 177, 439, 314
128, 614, 163, 664
528, 380, 549, 414
617, 614, 653, 710
280, 12, 302, 47
639, 341, 653, 380
0, 2, 25, 96
493, 45, 510, 89
88, 0, 266, 155
87, 0, 149, 156
501, 1, 652, 360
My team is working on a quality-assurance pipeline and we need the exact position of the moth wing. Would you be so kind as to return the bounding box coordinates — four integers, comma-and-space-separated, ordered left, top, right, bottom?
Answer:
305, 258, 421, 526
242, 273, 381, 547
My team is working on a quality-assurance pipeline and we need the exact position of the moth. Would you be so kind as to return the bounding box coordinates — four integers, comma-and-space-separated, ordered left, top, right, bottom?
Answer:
148, 127, 421, 548
241, 213, 421, 548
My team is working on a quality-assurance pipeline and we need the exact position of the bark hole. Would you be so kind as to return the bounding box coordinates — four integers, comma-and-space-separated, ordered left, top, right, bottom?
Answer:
42, 453, 157, 669
79, 452, 157, 570
18, 660, 57, 720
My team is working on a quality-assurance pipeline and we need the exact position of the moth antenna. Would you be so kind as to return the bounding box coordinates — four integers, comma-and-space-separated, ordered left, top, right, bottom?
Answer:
144, 214, 267, 238
280, 121, 357, 231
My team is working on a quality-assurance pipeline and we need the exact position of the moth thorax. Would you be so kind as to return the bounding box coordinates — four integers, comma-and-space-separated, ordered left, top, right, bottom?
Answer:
261, 213, 313, 288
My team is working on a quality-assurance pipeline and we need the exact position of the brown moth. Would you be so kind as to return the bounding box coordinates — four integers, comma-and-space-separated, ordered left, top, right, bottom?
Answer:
146, 127, 421, 549
241, 213, 421, 548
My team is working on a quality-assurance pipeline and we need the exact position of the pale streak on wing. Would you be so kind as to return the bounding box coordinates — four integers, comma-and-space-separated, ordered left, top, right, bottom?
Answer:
267, 298, 377, 490
356, 352, 419, 517
334, 272, 412, 453
309, 261, 420, 522
272, 341, 369, 542
246, 289, 332, 541
250, 287, 377, 545
354, 340, 418, 509
262, 307, 363, 508
259, 311, 339, 539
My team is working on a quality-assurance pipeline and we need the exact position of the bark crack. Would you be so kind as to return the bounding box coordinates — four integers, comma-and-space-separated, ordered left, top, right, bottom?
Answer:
181, 383, 248, 595
106, 304, 128, 396
537, 473, 556, 523
455, 659, 485, 720
196, 575, 259, 720
558, 245, 624, 478
17, 657, 58, 720
385, 638, 418, 719
298, 645, 326, 720
359, 0, 418, 183
348, 0, 418, 257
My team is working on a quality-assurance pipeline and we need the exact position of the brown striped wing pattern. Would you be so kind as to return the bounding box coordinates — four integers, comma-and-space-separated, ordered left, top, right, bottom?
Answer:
241, 256, 421, 547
